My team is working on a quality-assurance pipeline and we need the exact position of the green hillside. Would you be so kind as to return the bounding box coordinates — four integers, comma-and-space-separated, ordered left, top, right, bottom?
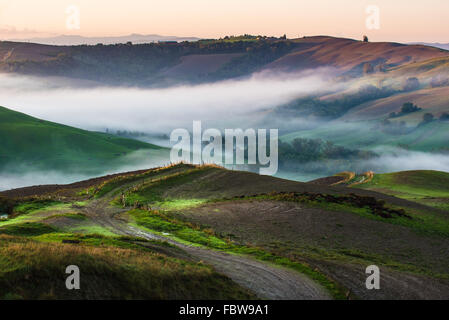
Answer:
353, 170, 449, 210
281, 120, 449, 152
0, 106, 165, 173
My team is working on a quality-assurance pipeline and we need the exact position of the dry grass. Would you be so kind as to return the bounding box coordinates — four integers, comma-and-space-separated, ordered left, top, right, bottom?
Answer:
0, 234, 253, 300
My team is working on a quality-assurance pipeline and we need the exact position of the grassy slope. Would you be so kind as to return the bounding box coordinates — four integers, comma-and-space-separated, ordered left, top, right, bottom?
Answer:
0, 106, 164, 173
281, 120, 449, 152
108, 165, 449, 274
0, 196, 253, 300
353, 170, 449, 210
2, 164, 449, 299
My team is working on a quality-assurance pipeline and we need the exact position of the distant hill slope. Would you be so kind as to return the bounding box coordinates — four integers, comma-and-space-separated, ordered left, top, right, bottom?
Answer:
8, 33, 201, 46
351, 170, 449, 210
411, 42, 449, 51
0, 106, 164, 173
311, 170, 449, 211
0, 36, 447, 85
343, 86, 449, 121
265, 36, 448, 75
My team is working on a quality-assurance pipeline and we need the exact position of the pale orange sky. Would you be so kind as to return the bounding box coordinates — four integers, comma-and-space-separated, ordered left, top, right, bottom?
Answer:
0, 0, 448, 42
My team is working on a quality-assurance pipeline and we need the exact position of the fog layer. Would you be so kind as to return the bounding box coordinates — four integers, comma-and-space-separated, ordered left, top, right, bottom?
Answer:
0, 70, 338, 134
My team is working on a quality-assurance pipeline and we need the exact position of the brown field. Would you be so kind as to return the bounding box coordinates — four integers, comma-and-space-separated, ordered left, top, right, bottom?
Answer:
176, 199, 449, 299
265, 36, 448, 74
342, 86, 449, 121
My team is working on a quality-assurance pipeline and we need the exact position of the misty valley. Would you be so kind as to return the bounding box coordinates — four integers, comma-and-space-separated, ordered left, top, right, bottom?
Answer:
0, 34, 449, 302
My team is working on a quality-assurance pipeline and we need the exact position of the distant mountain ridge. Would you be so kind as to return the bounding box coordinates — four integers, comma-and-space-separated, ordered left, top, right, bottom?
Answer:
410, 42, 449, 51
1, 36, 448, 86
8, 33, 201, 46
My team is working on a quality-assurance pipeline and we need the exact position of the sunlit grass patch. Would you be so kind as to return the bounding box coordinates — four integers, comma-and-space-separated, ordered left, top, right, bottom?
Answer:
129, 209, 229, 249
13, 200, 62, 215
43, 213, 87, 221
65, 224, 117, 236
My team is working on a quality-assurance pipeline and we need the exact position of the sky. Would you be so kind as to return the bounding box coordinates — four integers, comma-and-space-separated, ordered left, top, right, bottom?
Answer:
0, 0, 448, 43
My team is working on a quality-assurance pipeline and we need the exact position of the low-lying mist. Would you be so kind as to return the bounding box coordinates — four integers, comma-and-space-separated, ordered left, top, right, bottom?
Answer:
0, 70, 339, 135
0, 149, 171, 191
0, 70, 448, 191
278, 148, 449, 181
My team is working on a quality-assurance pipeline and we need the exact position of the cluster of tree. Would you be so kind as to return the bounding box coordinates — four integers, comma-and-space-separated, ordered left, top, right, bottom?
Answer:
276, 85, 396, 120
379, 119, 412, 135
389, 102, 422, 118
0, 196, 16, 215
279, 138, 377, 165
439, 112, 449, 121
114, 130, 147, 137
418, 112, 449, 125
1, 38, 301, 85
210, 40, 295, 80
219, 34, 286, 41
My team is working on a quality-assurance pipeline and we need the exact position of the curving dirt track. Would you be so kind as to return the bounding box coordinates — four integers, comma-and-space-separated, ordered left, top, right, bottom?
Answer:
80, 195, 331, 300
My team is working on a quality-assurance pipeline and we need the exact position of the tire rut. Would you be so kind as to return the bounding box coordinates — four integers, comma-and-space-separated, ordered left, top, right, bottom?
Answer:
81, 196, 332, 300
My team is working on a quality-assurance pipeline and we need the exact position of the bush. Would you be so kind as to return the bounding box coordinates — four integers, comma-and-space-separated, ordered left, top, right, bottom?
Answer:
401, 102, 421, 114
390, 102, 422, 118
439, 112, 449, 121
421, 113, 435, 124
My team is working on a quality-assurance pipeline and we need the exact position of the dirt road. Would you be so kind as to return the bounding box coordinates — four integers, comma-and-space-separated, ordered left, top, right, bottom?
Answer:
81, 196, 331, 300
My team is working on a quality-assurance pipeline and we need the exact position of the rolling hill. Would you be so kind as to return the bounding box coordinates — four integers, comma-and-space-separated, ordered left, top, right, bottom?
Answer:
351, 170, 449, 211
1, 164, 448, 299
0, 36, 447, 86
8, 33, 201, 46
0, 106, 166, 174
264, 36, 448, 75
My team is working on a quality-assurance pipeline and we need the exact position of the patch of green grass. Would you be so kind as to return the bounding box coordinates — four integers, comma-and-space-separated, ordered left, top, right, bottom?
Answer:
355, 171, 449, 206
34, 233, 145, 249
130, 209, 229, 249
93, 164, 194, 199
0, 212, 40, 226
13, 199, 62, 215
115, 167, 213, 207
0, 202, 77, 227
159, 199, 209, 209
0, 222, 56, 236
65, 224, 118, 236
0, 106, 164, 174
